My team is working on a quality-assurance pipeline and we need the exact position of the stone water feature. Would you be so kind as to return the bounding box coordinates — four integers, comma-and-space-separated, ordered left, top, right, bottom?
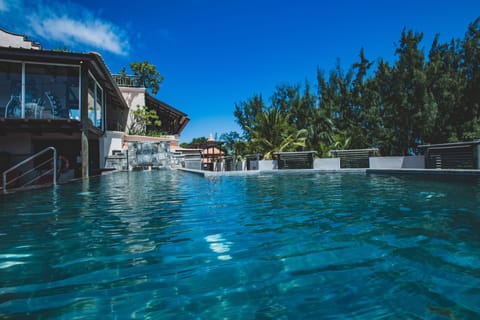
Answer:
105, 141, 173, 171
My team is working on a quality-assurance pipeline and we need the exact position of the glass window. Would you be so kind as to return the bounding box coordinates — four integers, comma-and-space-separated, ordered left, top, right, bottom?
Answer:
95, 83, 103, 128
25, 64, 79, 119
88, 78, 95, 122
88, 73, 103, 129
0, 62, 22, 118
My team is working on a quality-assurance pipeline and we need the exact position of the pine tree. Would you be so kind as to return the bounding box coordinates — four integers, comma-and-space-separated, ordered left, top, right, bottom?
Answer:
426, 36, 465, 143
382, 29, 435, 155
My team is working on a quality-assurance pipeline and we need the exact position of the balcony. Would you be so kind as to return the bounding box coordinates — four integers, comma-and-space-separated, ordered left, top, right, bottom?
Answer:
112, 74, 144, 88
2, 93, 77, 120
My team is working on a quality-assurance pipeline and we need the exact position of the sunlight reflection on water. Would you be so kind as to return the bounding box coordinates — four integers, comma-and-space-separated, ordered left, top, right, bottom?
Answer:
0, 171, 479, 319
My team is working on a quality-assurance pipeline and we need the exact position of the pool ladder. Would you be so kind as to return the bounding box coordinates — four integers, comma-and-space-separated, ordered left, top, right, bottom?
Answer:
2, 147, 57, 193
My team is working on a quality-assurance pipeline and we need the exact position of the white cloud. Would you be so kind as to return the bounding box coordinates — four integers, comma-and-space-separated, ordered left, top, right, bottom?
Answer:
24, 1, 130, 56
29, 16, 129, 55
0, 0, 15, 12
0, 1, 6, 12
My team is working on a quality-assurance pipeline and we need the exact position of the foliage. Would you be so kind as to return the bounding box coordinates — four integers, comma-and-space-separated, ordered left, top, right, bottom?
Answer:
377, 29, 436, 155
129, 61, 165, 95
425, 36, 466, 143
247, 108, 307, 159
190, 137, 208, 145
180, 137, 208, 149
127, 105, 162, 136
116, 67, 136, 87
229, 16, 480, 158
219, 131, 243, 155
233, 94, 265, 140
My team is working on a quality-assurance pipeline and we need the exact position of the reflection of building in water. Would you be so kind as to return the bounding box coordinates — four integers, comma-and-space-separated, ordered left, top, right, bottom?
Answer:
104, 171, 185, 260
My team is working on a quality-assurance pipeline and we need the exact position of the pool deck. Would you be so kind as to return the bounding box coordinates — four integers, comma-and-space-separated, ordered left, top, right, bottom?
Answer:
179, 168, 480, 177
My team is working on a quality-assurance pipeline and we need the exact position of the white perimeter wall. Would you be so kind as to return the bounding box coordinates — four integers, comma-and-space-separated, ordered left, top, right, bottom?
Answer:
369, 156, 425, 169
119, 87, 147, 133
252, 158, 340, 170
259, 160, 277, 170
100, 131, 125, 169
314, 158, 341, 169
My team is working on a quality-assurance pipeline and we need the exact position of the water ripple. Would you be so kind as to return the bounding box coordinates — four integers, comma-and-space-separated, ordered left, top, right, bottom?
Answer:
0, 171, 479, 318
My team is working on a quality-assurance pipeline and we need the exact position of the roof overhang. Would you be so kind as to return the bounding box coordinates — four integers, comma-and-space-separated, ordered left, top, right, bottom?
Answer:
145, 93, 190, 135
0, 47, 128, 112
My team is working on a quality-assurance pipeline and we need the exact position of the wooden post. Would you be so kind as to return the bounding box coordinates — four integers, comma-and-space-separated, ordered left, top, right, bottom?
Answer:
81, 131, 89, 178
80, 63, 90, 178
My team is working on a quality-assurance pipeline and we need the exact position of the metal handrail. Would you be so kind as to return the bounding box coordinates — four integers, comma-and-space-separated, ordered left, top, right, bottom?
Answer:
111, 74, 143, 88
2, 147, 57, 193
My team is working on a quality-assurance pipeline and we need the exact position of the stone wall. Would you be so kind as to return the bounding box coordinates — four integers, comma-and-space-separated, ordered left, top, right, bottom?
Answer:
104, 140, 172, 171
127, 141, 170, 169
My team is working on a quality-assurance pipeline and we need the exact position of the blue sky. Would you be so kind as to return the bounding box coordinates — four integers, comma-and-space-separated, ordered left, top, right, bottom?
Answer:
1, 0, 479, 143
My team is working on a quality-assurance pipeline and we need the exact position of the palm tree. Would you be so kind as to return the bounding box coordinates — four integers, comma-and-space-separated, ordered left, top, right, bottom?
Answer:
331, 130, 352, 150
277, 128, 308, 155
306, 108, 335, 156
247, 108, 307, 159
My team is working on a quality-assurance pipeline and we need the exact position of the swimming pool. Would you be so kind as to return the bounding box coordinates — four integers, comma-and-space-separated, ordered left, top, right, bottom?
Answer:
0, 171, 479, 319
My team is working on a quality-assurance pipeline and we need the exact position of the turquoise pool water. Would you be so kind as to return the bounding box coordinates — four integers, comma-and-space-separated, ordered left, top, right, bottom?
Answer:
0, 171, 479, 319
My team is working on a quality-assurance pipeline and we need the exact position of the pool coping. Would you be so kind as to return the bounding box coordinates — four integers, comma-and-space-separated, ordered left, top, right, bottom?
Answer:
178, 168, 368, 177
179, 168, 480, 177
367, 168, 480, 176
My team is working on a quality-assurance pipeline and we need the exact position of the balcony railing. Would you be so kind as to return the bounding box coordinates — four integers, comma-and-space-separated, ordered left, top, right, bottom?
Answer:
112, 74, 144, 88
2, 93, 79, 120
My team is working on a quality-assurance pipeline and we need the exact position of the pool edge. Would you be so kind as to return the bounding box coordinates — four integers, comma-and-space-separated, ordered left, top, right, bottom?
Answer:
179, 167, 480, 178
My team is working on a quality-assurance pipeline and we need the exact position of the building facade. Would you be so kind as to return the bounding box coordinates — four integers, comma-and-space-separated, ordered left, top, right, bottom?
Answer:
0, 28, 189, 184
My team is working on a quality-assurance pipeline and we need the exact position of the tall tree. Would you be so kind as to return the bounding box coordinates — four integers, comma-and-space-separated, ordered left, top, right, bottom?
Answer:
271, 84, 301, 125
349, 48, 374, 148
382, 29, 435, 155
233, 94, 265, 140
362, 75, 385, 150
426, 36, 465, 143
247, 108, 306, 159
219, 131, 243, 155
292, 81, 316, 135
307, 107, 334, 156
231, 17, 480, 158
130, 61, 165, 95
369, 59, 400, 155
327, 60, 354, 132
460, 17, 480, 139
